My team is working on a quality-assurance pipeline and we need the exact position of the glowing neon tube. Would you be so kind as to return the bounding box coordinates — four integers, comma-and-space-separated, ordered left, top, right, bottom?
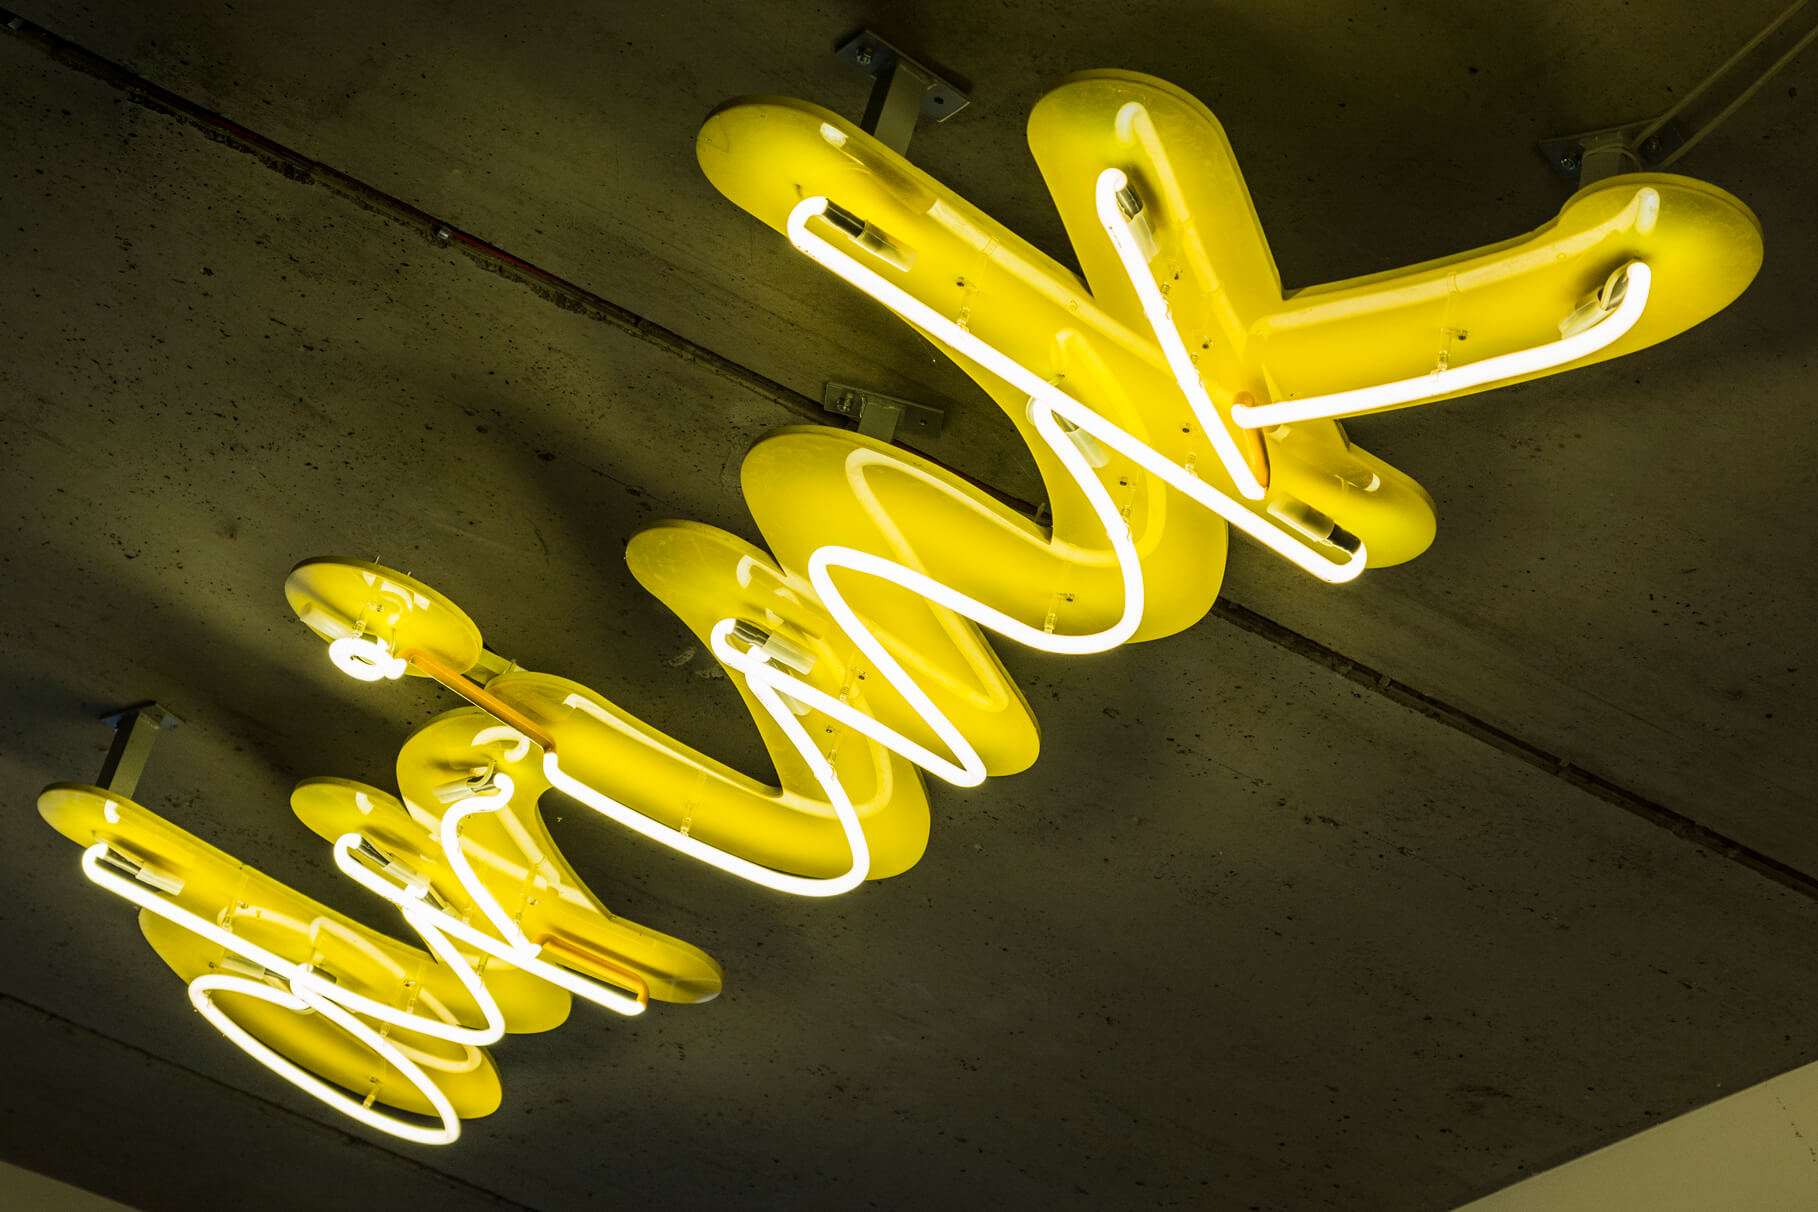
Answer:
82, 834, 513, 1048
511, 194, 1362, 899
784, 195, 1365, 585
346, 638, 875, 899
189, 973, 461, 1146
1230, 257, 1653, 428
706, 366, 1150, 793
330, 832, 649, 1015
540, 194, 1363, 897
77, 767, 654, 1144
543, 666, 873, 897
52, 70, 1768, 1153
80, 843, 485, 1142
438, 777, 533, 948
1094, 168, 1267, 500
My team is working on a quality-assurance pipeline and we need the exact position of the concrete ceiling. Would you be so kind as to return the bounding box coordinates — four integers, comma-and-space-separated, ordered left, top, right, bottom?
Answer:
2, 1, 1814, 1208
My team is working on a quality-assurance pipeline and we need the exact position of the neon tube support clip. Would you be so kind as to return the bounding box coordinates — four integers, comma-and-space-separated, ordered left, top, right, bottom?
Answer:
836, 30, 970, 156
95, 702, 183, 798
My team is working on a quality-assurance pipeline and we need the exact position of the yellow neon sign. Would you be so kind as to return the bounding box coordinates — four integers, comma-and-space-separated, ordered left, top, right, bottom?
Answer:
40, 71, 1761, 1144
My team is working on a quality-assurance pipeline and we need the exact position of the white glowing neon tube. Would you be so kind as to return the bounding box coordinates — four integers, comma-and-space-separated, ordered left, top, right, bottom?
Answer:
784, 196, 1365, 585
80, 765, 673, 1138
705, 374, 1151, 794
80, 779, 651, 1145
1094, 168, 1266, 500
287, 908, 507, 1047
307, 644, 878, 901
692, 218, 1156, 802
330, 830, 648, 1016
1229, 257, 1653, 428
422, 771, 648, 1011
437, 777, 533, 949
79, 841, 497, 1143
81, 843, 298, 977
82, 838, 511, 1047
189, 973, 460, 1146
543, 667, 872, 897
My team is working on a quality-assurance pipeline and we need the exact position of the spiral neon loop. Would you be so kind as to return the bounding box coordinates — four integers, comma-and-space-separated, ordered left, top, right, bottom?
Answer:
41, 70, 1761, 1144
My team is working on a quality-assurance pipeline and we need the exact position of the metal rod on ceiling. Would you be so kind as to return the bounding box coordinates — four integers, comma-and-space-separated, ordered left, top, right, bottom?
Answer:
1542, 0, 1818, 184
836, 30, 971, 158
96, 703, 183, 797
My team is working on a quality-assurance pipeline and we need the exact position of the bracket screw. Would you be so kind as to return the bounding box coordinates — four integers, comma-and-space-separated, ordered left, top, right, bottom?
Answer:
856, 47, 874, 66
1558, 152, 1580, 171
1640, 135, 1661, 157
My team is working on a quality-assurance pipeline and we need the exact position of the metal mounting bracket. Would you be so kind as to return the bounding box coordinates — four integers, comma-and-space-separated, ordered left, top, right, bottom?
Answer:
1539, 121, 1684, 187
96, 701, 182, 797
823, 382, 946, 442
836, 30, 969, 156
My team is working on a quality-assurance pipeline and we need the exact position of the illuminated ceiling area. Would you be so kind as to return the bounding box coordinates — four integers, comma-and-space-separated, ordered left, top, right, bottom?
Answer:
3, 2, 1816, 1208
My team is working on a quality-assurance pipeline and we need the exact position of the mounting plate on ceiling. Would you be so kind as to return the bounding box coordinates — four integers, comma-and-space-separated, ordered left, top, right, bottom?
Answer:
835, 30, 970, 125
822, 381, 946, 442
1539, 120, 1685, 187
96, 701, 183, 797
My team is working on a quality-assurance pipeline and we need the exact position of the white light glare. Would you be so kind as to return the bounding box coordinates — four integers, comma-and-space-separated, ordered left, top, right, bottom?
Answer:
329, 635, 407, 682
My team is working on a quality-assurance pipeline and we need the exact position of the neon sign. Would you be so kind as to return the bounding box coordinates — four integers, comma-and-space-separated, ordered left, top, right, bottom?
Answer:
40, 71, 1761, 1143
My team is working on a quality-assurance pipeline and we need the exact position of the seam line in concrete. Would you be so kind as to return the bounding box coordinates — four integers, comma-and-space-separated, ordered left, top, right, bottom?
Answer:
0, 992, 537, 1210
0, 8, 825, 427
1211, 598, 1818, 900
6, 10, 1812, 905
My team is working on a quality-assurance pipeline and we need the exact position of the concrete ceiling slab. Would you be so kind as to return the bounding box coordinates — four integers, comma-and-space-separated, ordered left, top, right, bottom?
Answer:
4, 2, 1817, 1208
